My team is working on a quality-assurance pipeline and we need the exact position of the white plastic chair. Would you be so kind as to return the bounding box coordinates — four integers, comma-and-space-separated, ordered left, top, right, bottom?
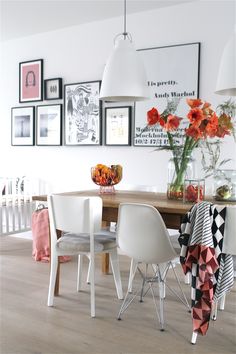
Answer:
47, 194, 123, 317
116, 202, 190, 330
116, 184, 181, 291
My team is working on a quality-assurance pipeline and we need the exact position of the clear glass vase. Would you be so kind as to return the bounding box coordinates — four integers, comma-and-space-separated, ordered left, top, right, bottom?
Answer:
183, 178, 205, 203
167, 149, 195, 200
213, 169, 236, 201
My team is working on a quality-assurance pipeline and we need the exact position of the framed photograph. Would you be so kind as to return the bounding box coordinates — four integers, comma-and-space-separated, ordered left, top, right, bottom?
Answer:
19, 59, 43, 103
134, 42, 200, 146
105, 106, 131, 146
44, 78, 62, 100
64, 81, 101, 145
11, 106, 35, 146
36, 104, 62, 146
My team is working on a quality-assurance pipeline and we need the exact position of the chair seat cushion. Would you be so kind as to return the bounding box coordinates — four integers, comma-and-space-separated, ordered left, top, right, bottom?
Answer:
57, 229, 116, 253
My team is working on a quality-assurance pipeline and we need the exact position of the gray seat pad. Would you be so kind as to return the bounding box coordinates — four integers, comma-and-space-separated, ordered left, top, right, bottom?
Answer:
57, 229, 116, 252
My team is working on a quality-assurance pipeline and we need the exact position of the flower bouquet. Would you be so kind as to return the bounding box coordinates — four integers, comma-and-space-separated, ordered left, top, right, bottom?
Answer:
145, 98, 234, 200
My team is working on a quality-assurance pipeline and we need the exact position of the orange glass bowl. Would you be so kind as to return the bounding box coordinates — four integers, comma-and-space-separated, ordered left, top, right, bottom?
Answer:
91, 164, 122, 194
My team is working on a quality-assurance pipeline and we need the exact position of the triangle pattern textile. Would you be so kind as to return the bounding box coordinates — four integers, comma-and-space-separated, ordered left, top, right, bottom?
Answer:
178, 202, 234, 336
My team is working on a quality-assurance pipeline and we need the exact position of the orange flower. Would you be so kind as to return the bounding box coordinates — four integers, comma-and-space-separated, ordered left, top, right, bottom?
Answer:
159, 116, 165, 127
165, 115, 182, 131
147, 107, 160, 125
187, 108, 204, 127
202, 102, 211, 109
215, 113, 233, 138
186, 98, 202, 108
202, 102, 214, 117
185, 125, 203, 140
147, 107, 165, 127
205, 123, 218, 138
215, 126, 230, 138
204, 112, 219, 137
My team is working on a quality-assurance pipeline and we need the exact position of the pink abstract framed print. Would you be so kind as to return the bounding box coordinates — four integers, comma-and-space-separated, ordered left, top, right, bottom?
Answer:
19, 59, 43, 103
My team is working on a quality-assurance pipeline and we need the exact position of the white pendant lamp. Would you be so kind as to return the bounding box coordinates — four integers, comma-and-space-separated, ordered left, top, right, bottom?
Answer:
100, 0, 149, 102
215, 27, 236, 96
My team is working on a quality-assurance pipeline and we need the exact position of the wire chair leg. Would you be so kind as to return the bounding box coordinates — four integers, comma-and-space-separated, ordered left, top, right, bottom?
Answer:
163, 262, 191, 312
139, 264, 148, 302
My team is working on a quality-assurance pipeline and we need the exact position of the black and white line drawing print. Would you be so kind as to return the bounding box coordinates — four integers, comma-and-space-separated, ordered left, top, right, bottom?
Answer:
64, 81, 101, 145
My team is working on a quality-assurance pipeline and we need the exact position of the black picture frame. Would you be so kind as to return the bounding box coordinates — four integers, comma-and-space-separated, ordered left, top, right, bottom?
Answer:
134, 42, 200, 146
11, 106, 35, 146
36, 104, 62, 146
64, 80, 102, 145
19, 59, 43, 103
105, 106, 132, 146
44, 78, 63, 100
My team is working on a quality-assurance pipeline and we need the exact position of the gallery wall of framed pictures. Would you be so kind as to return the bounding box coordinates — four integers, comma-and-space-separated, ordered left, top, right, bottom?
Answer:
13, 42, 200, 147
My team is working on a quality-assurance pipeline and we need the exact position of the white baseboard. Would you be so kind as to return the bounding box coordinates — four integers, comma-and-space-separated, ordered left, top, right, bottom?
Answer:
10, 230, 32, 240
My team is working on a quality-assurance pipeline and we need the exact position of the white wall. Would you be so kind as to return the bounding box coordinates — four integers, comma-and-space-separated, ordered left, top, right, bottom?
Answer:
0, 0, 235, 194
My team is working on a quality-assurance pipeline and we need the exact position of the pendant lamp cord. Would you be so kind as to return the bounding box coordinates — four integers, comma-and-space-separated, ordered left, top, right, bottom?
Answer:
123, 0, 127, 38
114, 0, 132, 43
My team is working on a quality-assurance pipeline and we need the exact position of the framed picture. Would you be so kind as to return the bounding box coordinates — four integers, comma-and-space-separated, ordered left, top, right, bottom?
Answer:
19, 59, 43, 103
134, 42, 200, 146
36, 104, 62, 146
11, 106, 35, 146
44, 78, 63, 100
105, 106, 131, 146
64, 81, 102, 145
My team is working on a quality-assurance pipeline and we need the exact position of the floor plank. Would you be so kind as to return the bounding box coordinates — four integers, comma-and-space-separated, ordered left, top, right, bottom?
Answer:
0, 235, 235, 354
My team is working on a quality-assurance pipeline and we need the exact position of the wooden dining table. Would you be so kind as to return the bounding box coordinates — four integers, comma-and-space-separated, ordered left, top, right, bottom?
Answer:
33, 189, 227, 294
34, 189, 194, 228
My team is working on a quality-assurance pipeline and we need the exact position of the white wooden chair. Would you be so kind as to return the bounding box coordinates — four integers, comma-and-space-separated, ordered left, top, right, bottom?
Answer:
47, 194, 123, 317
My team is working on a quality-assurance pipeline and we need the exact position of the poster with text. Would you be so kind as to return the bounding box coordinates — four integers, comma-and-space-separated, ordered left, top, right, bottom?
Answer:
134, 43, 200, 146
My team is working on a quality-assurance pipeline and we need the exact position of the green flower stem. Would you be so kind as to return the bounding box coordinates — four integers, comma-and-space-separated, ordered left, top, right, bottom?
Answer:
170, 137, 200, 191
167, 132, 180, 174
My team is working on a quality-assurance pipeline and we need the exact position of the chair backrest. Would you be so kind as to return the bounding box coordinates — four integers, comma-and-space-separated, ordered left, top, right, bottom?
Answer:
48, 195, 102, 241
222, 205, 236, 256
117, 203, 177, 264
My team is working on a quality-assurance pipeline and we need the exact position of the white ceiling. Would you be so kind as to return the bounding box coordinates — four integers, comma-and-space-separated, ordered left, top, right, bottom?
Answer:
0, 0, 197, 42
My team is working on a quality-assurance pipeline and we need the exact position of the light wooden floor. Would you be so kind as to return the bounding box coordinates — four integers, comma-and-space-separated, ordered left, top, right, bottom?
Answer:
0, 235, 236, 354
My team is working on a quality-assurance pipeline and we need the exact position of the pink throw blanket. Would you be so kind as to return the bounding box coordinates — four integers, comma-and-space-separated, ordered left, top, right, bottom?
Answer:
32, 208, 70, 263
